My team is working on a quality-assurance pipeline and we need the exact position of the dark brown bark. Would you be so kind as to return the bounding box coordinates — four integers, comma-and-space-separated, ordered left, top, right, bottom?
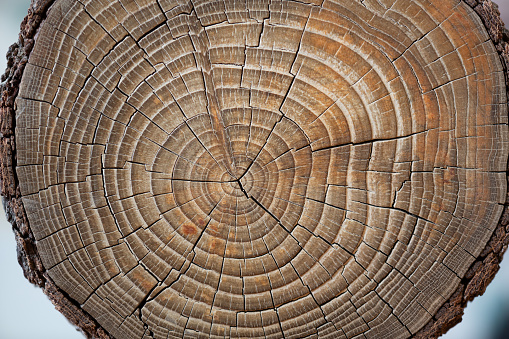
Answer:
1, 1, 111, 338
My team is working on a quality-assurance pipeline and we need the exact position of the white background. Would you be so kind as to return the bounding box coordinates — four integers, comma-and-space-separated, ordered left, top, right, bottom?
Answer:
0, 0, 508, 338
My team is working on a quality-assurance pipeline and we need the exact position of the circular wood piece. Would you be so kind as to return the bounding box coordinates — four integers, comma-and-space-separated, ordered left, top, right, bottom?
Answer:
1, 0, 509, 338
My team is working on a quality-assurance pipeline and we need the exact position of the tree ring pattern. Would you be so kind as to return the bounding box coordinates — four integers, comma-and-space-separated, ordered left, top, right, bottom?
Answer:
15, 0, 508, 338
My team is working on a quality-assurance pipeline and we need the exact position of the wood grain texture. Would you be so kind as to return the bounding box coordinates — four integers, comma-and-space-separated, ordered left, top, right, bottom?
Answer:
2, 0, 509, 338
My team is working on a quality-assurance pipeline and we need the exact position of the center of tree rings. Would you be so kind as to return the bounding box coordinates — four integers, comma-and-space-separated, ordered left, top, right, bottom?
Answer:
14, 0, 508, 338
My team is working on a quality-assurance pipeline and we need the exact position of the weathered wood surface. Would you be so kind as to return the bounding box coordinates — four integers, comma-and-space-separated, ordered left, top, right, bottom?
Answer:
1, 0, 509, 338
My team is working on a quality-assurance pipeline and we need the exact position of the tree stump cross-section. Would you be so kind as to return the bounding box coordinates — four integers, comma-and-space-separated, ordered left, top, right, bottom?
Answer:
1, 0, 509, 338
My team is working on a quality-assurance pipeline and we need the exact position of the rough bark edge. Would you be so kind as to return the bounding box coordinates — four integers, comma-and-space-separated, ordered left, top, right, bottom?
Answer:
0, 1, 111, 338
413, 0, 509, 338
0, 1, 507, 339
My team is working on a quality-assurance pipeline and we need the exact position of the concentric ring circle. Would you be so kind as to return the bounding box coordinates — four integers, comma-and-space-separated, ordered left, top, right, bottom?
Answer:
15, 0, 508, 338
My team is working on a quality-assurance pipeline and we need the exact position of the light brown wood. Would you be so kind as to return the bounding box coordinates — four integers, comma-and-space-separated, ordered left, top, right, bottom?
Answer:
4, 0, 509, 338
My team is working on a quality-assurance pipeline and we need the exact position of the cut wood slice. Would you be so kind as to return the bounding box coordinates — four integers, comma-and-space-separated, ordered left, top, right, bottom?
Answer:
1, 0, 509, 338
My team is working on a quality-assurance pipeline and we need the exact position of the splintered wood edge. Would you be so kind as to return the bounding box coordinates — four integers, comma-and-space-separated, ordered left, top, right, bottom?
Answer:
0, 1, 507, 338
